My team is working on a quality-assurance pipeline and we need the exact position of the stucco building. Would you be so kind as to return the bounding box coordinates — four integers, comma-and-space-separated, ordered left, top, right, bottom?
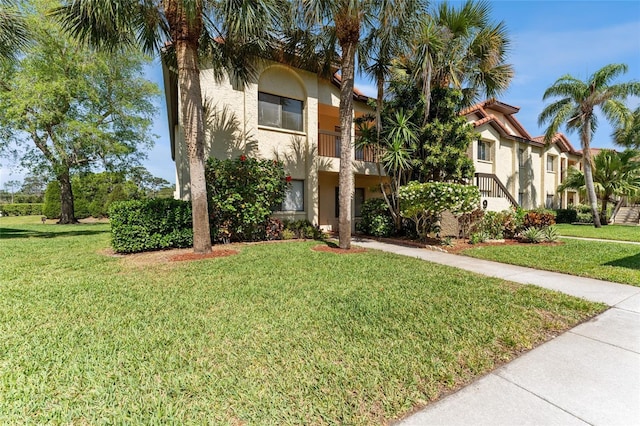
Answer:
164, 62, 585, 230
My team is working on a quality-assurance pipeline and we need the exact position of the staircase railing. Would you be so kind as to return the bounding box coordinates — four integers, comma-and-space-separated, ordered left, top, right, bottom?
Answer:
474, 173, 518, 208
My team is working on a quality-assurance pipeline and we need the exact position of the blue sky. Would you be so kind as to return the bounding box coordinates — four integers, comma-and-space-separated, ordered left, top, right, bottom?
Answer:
1, 0, 639, 187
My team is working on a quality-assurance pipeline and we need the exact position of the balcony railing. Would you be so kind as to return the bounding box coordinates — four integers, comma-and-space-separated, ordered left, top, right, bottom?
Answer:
318, 130, 376, 162
475, 173, 518, 207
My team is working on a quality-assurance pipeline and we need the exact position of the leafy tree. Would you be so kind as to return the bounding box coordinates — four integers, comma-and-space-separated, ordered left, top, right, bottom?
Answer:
539, 63, 640, 228
0, 1, 158, 224
20, 173, 48, 198
55, 0, 279, 253
2, 179, 20, 203
558, 149, 640, 224
127, 166, 171, 198
0, 0, 29, 61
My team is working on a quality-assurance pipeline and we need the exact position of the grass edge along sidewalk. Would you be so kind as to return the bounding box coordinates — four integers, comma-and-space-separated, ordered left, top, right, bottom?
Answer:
0, 219, 604, 424
461, 237, 640, 286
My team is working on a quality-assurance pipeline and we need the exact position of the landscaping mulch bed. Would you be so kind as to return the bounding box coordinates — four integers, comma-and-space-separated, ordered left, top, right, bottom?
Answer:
312, 244, 367, 254
169, 249, 239, 262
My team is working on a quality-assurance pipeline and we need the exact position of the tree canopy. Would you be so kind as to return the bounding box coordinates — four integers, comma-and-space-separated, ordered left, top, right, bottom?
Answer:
0, 0, 159, 223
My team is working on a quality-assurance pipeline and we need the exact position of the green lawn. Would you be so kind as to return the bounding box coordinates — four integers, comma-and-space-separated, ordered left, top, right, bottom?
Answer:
462, 238, 640, 286
555, 223, 640, 242
0, 217, 604, 424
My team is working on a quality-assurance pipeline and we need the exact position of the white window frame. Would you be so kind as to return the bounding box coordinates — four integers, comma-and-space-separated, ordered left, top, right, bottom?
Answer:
546, 155, 556, 172
477, 140, 491, 162
258, 92, 304, 132
281, 179, 304, 212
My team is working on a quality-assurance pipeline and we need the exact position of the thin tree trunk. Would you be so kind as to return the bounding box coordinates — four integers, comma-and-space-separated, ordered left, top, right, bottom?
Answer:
600, 197, 608, 225
338, 40, 357, 249
581, 121, 602, 228
58, 169, 77, 224
168, 0, 212, 254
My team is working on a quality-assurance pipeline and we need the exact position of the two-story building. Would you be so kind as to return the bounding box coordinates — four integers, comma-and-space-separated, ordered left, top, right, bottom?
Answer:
163, 60, 381, 231
462, 99, 582, 211
164, 62, 585, 230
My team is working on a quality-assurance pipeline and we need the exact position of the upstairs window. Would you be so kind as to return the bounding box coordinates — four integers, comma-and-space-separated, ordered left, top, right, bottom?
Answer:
258, 92, 303, 132
547, 155, 556, 172
477, 140, 491, 162
519, 148, 526, 168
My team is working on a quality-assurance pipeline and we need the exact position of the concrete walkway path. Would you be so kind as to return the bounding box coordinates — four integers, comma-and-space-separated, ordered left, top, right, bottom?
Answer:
351, 238, 640, 426
561, 235, 640, 246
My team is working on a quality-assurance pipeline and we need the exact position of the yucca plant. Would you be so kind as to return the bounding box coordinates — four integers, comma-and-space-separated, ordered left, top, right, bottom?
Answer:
544, 225, 560, 243
521, 227, 544, 244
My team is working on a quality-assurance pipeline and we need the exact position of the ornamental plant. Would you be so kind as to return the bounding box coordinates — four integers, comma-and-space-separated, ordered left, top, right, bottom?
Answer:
399, 182, 480, 239
206, 156, 288, 242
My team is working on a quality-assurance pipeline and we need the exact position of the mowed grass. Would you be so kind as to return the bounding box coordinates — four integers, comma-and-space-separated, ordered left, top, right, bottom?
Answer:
0, 218, 604, 424
555, 223, 640, 242
462, 239, 640, 286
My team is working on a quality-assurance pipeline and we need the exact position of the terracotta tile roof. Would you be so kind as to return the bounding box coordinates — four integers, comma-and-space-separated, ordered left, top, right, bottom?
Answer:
533, 133, 579, 154
331, 73, 370, 102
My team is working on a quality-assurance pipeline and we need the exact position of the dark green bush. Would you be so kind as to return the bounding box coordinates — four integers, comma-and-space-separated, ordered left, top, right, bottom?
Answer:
109, 199, 193, 253
356, 198, 395, 237
206, 156, 287, 242
282, 219, 325, 240
0, 203, 43, 216
42, 181, 61, 219
555, 208, 578, 224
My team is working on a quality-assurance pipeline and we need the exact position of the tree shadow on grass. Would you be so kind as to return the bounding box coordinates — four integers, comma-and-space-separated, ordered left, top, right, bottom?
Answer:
0, 227, 109, 240
603, 252, 640, 270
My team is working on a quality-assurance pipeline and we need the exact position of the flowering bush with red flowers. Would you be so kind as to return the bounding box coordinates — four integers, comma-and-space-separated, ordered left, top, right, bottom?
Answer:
206, 156, 289, 242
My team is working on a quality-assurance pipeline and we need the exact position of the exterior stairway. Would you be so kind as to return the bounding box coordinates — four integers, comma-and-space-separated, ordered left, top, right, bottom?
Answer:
613, 206, 640, 225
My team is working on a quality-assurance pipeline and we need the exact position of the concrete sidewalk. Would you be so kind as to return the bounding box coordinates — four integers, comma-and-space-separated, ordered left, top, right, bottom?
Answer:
351, 238, 640, 426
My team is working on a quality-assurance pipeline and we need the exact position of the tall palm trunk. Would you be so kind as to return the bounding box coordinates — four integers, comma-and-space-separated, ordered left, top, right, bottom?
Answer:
581, 119, 602, 228
167, 0, 212, 253
58, 169, 77, 224
337, 26, 358, 249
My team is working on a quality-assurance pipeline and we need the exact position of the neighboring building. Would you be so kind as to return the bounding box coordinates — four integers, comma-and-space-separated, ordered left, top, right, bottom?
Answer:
163, 60, 381, 231
164, 62, 586, 229
462, 99, 582, 211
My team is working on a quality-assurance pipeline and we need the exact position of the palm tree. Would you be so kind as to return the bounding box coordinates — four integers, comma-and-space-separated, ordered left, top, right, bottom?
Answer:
407, 0, 513, 123
614, 106, 640, 149
558, 149, 640, 223
54, 0, 278, 253
0, 0, 29, 60
293, 0, 419, 249
539, 63, 640, 228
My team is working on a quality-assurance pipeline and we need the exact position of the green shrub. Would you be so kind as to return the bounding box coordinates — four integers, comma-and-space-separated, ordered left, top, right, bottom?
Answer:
576, 212, 593, 223
544, 225, 560, 242
0, 203, 43, 216
399, 182, 480, 239
524, 210, 556, 229
474, 211, 504, 239
469, 231, 489, 244
521, 227, 544, 243
356, 198, 395, 237
283, 219, 324, 240
109, 199, 193, 253
555, 208, 578, 224
206, 156, 287, 242
42, 181, 61, 219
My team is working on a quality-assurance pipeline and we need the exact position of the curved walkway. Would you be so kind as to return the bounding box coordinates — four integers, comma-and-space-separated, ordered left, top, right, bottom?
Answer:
351, 238, 640, 426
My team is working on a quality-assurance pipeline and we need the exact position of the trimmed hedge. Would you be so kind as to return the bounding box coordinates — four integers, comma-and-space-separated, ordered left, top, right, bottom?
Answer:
356, 198, 395, 237
109, 199, 193, 253
555, 208, 578, 224
0, 203, 43, 216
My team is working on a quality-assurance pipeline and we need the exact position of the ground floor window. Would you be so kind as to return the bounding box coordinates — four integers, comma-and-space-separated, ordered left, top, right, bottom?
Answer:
282, 180, 304, 211
546, 194, 554, 208
518, 191, 525, 206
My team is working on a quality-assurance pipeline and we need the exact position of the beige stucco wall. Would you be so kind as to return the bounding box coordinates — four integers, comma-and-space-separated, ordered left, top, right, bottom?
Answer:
173, 60, 378, 227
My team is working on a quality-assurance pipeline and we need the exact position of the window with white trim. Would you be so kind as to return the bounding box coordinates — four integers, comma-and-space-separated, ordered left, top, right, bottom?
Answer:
546, 194, 555, 208
477, 140, 491, 161
281, 180, 304, 211
518, 148, 526, 168
258, 92, 303, 131
546, 155, 556, 172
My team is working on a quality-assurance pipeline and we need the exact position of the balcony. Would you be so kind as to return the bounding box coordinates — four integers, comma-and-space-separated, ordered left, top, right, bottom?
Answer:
318, 130, 376, 162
